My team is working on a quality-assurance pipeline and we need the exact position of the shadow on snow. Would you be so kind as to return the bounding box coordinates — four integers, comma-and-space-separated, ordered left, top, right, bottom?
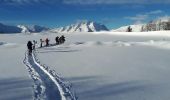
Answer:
0, 78, 32, 100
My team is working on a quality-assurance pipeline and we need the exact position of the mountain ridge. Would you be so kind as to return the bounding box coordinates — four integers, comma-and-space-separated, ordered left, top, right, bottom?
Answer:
0, 23, 50, 33
17, 25, 50, 33
50, 21, 109, 33
1, 17, 170, 34
112, 17, 170, 32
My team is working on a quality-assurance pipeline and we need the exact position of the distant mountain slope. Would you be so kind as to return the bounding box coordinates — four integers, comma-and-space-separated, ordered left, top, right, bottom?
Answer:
112, 24, 143, 32
0, 23, 21, 33
112, 17, 170, 32
51, 21, 109, 33
17, 25, 49, 33
141, 17, 170, 31
0, 23, 50, 34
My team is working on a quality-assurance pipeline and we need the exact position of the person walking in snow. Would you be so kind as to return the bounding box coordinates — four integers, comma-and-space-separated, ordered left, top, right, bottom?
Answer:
55, 36, 59, 45
40, 39, 43, 47
59, 35, 65, 44
45, 38, 50, 46
127, 26, 132, 32
33, 40, 37, 50
27, 41, 33, 55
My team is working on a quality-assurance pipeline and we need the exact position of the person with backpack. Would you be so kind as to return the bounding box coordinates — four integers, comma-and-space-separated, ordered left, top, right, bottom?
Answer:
61, 35, 65, 43
45, 38, 50, 46
59, 35, 65, 44
40, 39, 43, 47
27, 41, 33, 55
33, 40, 37, 50
55, 36, 59, 45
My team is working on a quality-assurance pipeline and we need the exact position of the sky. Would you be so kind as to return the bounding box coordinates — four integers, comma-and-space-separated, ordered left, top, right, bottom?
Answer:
0, 0, 170, 29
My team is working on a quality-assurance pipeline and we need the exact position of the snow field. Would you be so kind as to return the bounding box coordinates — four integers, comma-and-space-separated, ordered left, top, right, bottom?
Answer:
1, 32, 170, 100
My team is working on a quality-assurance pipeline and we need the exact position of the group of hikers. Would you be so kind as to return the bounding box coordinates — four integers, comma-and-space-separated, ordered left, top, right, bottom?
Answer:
27, 35, 65, 55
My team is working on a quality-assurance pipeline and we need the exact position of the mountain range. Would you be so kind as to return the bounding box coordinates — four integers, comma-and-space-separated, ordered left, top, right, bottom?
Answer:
1, 17, 170, 33
0, 24, 49, 33
17, 25, 49, 33
112, 17, 170, 32
51, 21, 108, 33
0, 23, 21, 33
141, 17, 170, 31
0, 21, 108, 33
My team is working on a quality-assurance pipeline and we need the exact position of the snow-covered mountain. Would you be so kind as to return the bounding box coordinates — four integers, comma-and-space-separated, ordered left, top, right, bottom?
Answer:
112, 17, 170, 32
0, 23, 49, 34
141, 17, 170, 31
17, 25, 49, 33
0, 23, 22, 33
51, 21, 109, 33
17, 25, 30, 33
112, 24, 144, 32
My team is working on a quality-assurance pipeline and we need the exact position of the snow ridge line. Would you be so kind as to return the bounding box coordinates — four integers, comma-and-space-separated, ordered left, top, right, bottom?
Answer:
23, 52, 46, 100
30, 51, 77, 100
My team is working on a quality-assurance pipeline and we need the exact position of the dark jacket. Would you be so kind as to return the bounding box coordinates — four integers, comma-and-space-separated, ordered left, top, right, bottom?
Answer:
27, 41, 33, 50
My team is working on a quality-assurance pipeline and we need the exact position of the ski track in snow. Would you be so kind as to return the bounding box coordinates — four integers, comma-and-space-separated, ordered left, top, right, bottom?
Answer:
23, 51, 77, 100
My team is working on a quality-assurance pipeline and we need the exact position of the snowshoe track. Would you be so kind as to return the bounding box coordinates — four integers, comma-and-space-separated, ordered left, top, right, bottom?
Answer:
23, 51, 77, 100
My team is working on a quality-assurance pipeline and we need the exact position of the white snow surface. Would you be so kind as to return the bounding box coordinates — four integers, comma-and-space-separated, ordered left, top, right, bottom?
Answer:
1, 31, 170, 100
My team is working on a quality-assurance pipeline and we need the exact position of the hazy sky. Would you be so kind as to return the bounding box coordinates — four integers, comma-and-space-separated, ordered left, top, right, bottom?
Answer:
0, 0, 169, 29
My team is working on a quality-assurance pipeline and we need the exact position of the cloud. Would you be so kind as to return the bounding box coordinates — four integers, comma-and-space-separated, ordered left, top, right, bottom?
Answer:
125, 14, 148, 21
63, 0, 170, 5
125, 10, 164, 24
1, 0, 36, 4
146, 10, 163, 15
2, 0, 170, 5
0, 0, 61, 5
156, 15, 170, 21
0, 0, 38, 5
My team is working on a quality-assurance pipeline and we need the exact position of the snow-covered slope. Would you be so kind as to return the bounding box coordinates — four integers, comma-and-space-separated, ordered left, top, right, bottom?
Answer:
0, 23, 49, 34
112, 24, 143, 32
2, 32, 170, 100
142, 17, 170, 31
0, 23, 22, 33
51, 21, 109, 33
17, 25, 49, 33
112, 17, 170, 32
37, 32, 170, 100
17, 25, 30, 33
